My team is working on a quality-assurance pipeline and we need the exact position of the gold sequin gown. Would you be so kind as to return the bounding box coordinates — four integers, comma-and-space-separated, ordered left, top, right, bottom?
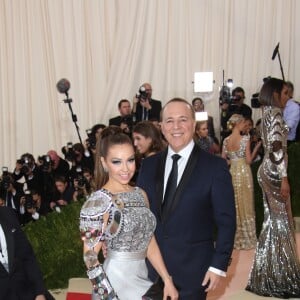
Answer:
223, 134, 257, 250
246, 106, 300, 298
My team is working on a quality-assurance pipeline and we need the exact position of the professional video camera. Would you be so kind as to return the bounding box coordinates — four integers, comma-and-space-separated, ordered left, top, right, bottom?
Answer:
219, 86, 241, 106
38, 154, 53, 172
61, 142, 76, 162
0, 167, 12, 190
86, 129, 97, 150
136, 86, 149, 101
251, 93, 261, 108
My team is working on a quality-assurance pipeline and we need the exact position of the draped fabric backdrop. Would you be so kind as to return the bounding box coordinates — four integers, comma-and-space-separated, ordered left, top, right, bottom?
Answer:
0, 0, 299, 169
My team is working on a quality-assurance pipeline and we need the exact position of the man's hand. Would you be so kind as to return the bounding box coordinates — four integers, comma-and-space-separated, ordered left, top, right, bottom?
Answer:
202, 270, 222, 292
35, 295, 46, 300
57, 199, 67, 206
140, 99, 152, 110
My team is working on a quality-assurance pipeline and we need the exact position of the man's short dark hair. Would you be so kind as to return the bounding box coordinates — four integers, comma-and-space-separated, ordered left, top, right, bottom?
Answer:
232, 87, 245, 97
118, 99, 130, 109
192, 97, 203, 106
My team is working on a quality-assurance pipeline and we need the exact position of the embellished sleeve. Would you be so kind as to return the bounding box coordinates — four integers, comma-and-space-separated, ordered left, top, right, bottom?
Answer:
79, 190, 112, 249
265, 108, 288, 178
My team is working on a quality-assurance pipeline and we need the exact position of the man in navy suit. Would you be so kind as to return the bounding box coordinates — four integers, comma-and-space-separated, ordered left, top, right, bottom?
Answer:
137, 98, 236, 299
0, 206, 49, 300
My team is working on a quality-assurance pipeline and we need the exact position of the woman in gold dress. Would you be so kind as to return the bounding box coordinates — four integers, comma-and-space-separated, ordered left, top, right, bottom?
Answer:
246, 78, 300, 298
222, 114, 261, 250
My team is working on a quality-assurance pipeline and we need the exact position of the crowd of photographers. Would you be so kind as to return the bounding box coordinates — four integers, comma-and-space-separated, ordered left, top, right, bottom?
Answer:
0, 81, 298, 226
0, 142, 98, 225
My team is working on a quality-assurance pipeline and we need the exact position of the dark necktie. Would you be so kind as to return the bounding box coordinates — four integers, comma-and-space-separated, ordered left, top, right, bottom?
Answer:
162, 154, 181, 216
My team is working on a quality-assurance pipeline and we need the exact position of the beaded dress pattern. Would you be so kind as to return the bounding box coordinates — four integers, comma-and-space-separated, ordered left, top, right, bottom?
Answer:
85, 187, 156, 300
246, 106, 300, 298
223, 134, 257, 249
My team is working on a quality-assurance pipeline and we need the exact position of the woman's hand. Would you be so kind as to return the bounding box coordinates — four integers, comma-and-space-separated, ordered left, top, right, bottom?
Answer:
163, 277, 179, 300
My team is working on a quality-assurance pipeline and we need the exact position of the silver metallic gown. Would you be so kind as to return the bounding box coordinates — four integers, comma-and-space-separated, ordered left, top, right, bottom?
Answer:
223, 134, 257, 250
246, 106, 300, 298
96, 187, 156, 300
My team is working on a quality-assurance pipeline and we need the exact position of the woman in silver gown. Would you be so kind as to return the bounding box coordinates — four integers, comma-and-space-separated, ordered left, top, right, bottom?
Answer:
246, 78, 300, 298
80, 129, 178, 300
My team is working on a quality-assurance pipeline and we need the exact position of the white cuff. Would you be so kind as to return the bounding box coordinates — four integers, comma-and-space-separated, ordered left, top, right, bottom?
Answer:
208, 266, 226, 277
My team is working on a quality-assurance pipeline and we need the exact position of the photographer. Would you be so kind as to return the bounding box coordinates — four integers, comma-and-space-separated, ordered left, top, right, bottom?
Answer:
73, 167, 95, 201
133, 83, 162, 122
192, 97, 217, 142
21, 189, 50, 224
62, 142, 94, 182
0, 171, 25, 223
13, 153, 44, 194
36, 152, 68, 205
109, 99, 133, 134
46, 150, 70, 177
49, 176, 75, 212
85, 123, 106, 154
220, 86, 252, 143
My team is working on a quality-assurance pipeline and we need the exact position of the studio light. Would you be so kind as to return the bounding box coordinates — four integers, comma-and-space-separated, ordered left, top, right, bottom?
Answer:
226, 79, 233, 88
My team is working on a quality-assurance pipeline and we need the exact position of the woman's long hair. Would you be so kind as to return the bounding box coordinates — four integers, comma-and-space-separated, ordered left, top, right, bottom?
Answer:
133, 121, 165, 156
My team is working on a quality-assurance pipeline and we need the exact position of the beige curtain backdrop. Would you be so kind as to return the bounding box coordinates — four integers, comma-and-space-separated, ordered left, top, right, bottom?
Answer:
0, 0, 299, 168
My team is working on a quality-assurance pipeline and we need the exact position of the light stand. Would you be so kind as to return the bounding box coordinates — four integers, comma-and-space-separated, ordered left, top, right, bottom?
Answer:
272, 43, 285, 81
56, 78, 83, 144
63, 96, 83, 145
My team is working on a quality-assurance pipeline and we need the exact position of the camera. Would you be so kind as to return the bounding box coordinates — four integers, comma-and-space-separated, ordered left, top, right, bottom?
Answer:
24, 190, 35, 210
0, 167, 12, 190
74, 166, 89, 189
136, 86, 149, 101
219, 86, 241, 106
86, 129, 97, 150
251, 93, 261, 108
38, 154, 53, 172
17, 156, 32, 174
62, 142, 76, 162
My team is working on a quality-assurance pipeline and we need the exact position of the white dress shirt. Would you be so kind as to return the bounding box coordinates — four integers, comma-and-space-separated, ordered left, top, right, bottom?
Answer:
0, 224, 9, 267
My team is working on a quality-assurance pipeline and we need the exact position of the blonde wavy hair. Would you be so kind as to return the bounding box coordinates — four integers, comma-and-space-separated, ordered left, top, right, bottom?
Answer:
227, 114, 244, 131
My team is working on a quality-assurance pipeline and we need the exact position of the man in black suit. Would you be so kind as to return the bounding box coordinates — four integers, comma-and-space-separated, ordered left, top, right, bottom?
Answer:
0, 206, 49, 300
137, 98, 236, 299
133, 82, 162, 122
109, 99, 133, 134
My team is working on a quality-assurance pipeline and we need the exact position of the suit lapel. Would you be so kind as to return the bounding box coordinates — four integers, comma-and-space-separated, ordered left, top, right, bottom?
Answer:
164, 145, 201, 220
155, 150, 167, 221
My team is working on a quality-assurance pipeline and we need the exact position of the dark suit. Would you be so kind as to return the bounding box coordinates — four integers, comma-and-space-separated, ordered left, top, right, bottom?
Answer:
0, 207, 47, 300
135, 98, 162, 122
137, 144, 236, 299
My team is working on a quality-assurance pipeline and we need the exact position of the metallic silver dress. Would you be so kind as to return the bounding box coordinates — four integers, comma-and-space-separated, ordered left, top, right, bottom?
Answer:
98, 187, 156, 300
246, 106, 300, 298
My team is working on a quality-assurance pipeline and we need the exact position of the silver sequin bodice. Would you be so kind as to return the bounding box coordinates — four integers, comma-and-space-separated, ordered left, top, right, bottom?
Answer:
104, 187, 156, 253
